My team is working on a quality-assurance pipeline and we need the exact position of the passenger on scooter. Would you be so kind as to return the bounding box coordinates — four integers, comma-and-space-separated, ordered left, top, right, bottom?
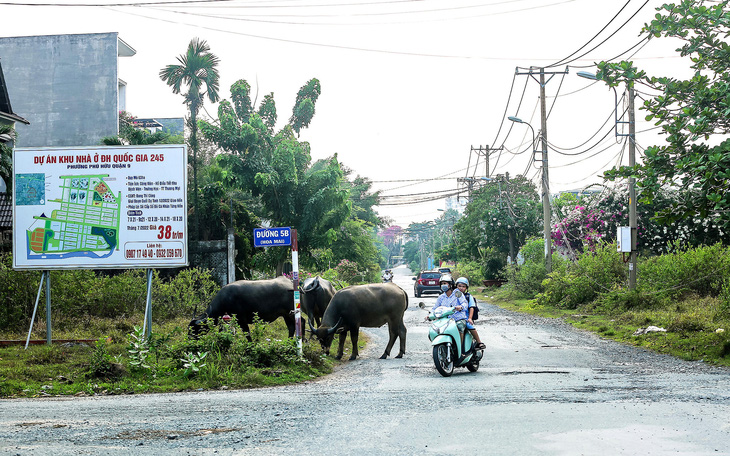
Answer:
428, 274, 469, 345
455, 277, 486, 350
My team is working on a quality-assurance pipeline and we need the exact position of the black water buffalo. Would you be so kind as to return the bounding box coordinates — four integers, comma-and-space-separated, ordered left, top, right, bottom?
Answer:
300, 276, 336, 327
189, 276, 296, 338
310, 282, 408, 360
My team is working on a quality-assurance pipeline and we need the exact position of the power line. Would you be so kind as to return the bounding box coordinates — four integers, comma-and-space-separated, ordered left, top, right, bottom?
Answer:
545, 0, 634, 68
547, 0, 652, 67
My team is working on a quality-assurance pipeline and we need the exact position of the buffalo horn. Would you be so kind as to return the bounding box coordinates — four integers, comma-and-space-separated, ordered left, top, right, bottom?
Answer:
326, 317, 343, 336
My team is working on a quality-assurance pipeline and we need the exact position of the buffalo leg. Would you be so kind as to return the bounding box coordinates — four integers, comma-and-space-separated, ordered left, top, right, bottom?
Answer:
396, 322, 407, 358
349, 328, 359, 360
284, 313, 296, 338
237, 316, 252, 341
335, 332, 347, 360
381, 322, 398, 359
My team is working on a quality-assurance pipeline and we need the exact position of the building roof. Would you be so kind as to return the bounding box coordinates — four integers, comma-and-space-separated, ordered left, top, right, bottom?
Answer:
0, 193, 11, 230
0, 60, 30, 125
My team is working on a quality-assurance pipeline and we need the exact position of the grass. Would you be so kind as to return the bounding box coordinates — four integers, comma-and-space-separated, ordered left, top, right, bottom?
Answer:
0, 315, 372, 398
476, 288, 730, 367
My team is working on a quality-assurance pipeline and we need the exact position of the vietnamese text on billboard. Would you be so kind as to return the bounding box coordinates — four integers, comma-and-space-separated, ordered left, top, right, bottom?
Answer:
12, 145, 188, 269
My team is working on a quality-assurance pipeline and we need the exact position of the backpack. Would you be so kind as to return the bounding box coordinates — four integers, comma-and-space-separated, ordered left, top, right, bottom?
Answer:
465, 292, 478, 320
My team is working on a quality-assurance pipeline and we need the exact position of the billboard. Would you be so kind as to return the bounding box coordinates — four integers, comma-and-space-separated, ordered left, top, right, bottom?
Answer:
12, 145, 188, 269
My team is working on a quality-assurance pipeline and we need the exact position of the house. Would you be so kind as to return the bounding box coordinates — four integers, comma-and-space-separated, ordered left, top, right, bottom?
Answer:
0, 32, 135, 148
0, 58, 30, 248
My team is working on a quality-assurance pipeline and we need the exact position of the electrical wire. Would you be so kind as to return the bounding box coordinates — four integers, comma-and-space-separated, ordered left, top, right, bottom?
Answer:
549, 0, 652, 68
546, 0, 633, 68
547, 99, 620, 151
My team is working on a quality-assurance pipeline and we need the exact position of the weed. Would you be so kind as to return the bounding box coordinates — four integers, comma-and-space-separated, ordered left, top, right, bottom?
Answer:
180, 351, 208, 378
89, 338, 114, 379
126, 326, 152, 373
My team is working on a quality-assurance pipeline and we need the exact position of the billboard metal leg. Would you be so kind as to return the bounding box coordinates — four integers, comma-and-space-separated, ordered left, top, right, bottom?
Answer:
25, 271, 46, 350
143, 269, 153, 338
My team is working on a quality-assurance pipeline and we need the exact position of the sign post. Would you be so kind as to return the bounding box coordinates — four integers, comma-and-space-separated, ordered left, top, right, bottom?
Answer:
253, 226, 301, 355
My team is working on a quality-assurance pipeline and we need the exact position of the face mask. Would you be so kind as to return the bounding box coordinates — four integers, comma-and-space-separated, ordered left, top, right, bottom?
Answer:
440, 284, 450, 292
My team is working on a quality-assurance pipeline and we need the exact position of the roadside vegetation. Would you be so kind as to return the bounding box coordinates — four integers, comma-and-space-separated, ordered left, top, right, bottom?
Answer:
476, 238, 730, 367
0, 253, 372, 399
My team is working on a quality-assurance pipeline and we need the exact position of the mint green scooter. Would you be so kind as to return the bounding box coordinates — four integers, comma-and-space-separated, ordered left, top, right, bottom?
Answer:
428, 306, 483, 377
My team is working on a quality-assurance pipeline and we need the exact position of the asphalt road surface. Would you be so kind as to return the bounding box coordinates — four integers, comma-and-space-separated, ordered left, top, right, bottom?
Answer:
2, 265, 729, 455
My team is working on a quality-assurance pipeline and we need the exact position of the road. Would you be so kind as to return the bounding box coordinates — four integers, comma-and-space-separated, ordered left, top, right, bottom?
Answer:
1, 265, 729, 455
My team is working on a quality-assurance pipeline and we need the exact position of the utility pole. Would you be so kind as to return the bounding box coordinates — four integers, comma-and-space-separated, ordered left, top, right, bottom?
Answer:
514, 66, 567, 273
539, 69, 552, 274
628, 86, 637, 290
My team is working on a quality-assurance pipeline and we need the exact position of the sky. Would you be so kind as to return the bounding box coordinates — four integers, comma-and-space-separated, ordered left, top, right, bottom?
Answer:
0, 0, 689, 228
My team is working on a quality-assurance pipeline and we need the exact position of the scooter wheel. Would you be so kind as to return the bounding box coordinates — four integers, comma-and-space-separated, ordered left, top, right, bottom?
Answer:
433, 344, 454, 377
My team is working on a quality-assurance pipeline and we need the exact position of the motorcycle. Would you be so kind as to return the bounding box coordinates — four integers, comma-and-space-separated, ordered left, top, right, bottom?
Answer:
427, 306, 483, 377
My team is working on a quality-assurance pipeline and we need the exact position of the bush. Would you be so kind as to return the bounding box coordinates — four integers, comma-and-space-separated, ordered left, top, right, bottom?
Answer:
335, 259, 370, 284
639, 243, 730, 300
538, 242, 626, 309
503, 237, 565, 299
0, 255, 219, 334
453, 261, 482, 286
0, 253, 39, 331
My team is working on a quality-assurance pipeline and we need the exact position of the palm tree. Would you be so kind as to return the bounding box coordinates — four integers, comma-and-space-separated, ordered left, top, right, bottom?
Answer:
159, 38, 220, 241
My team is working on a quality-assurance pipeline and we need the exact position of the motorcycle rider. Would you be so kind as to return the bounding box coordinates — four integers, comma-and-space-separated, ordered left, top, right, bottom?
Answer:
382, 269, 394, 282
427, 274, 469, 347
455, 277, 486, 350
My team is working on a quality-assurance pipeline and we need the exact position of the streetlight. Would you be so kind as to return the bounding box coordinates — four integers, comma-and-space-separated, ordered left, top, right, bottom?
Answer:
509, 115, 552, 273
578, 71, 637, 290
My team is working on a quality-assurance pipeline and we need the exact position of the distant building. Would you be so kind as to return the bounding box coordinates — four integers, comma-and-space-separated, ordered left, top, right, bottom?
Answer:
132, 117, 184, 136
0, 32, 135, 148
444, 196, 466, 214
0, 59, 29, 247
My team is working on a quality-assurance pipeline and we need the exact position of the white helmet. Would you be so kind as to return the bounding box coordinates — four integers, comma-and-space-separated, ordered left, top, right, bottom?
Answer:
455, 277, 469, 288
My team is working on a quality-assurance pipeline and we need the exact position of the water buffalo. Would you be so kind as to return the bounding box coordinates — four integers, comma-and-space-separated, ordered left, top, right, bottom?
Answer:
189, 276, 296, 338
310, 282, 408, 360
300, 276, 336, 327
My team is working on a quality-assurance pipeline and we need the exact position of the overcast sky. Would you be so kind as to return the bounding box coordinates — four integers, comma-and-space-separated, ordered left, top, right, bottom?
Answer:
1, 0, 688, 227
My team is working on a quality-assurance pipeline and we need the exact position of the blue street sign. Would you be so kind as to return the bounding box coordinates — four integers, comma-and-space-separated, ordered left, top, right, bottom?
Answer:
253, 227, 292, 247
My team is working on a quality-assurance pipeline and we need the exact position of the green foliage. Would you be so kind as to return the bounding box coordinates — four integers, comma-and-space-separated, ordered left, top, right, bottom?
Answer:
180, 351, 208, 378
126, 326, 152, 373
335, 259, 363, 284
598, 0, 730, 228
638, 243, 730, 300
152, 268, 218, 319
719, 278, 730, 318
0, 256, 218, 332
455, 175, 541, 269
0, 315, 334, 398
503, 237, 559, 298
538, 242, 626, 309
452, 261, 482, 286
289, 79, 321, 135
89, 338, 114, 379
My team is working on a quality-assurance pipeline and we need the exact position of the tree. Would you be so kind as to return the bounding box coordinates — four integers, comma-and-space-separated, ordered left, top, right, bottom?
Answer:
598, 0, 730, 231
200, 77, 353, 272
289, 79, 321, 136
454, 175, 541, 278
160, 38, 220, 241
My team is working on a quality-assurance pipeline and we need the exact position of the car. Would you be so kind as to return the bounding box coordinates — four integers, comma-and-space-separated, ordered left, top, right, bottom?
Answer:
437, 267, 451, 274
412, 271, 442, 298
